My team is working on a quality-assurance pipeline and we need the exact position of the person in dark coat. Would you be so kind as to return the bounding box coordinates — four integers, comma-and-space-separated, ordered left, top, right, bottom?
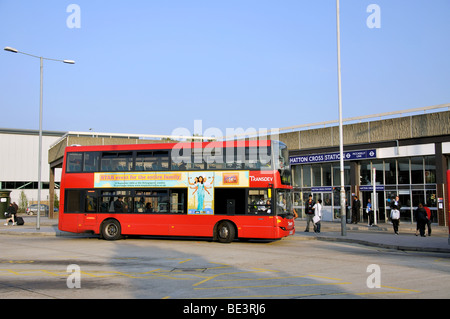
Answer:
351, 195, 361, 224
4, 203, 17, 226
414, 203, 428, 237
304, 195, 315, 232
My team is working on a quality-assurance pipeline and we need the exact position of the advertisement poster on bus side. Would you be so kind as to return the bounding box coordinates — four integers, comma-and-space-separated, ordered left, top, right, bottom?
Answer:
187, 171, 215, 215
187, 171, 249, 215
213, 171, 249, 188
94, 170, 250, 215
94, 172, 188, 188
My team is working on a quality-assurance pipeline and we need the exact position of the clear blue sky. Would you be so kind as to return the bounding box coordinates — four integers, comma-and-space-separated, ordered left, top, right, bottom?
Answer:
1, 1, 449, 137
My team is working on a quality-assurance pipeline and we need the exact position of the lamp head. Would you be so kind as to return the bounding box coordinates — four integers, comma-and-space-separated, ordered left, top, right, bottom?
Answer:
4, 46, 18, 53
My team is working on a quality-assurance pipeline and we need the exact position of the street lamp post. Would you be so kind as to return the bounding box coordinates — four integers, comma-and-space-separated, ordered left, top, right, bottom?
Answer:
336, 1, 346, 236
4, 46, 74, 230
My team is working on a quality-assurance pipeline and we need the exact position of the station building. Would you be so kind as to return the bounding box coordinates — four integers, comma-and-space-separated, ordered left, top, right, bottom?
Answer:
281, 105, 450, 226
1, 104, 449, 226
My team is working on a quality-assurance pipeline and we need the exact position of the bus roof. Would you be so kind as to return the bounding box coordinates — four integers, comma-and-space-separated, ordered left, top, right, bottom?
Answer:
64, 140, 273, 153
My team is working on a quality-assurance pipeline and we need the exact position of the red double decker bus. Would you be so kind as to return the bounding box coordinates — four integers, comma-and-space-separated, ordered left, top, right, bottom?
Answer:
58, 140, 295, 242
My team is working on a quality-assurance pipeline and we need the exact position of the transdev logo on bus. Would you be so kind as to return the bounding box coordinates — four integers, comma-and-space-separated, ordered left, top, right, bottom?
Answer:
249, 171, 274, 187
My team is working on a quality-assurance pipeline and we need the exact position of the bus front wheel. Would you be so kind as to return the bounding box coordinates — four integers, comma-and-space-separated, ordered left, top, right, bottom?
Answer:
216, 221, 236, 243
101, 219, 122, 240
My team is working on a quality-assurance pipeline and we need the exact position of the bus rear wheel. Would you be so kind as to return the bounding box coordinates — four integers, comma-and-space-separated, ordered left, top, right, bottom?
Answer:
101, 219, 122, 240
217, 221, 236, 243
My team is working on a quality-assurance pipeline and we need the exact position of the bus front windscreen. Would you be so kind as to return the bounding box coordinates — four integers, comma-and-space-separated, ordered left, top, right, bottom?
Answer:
275, 189, 293, 217
274, 141, 291, 186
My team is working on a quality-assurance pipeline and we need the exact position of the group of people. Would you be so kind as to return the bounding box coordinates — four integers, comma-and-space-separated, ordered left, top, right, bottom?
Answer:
299, 194, 433, 237
303, 195, 323, 233
387, 196, 432, 236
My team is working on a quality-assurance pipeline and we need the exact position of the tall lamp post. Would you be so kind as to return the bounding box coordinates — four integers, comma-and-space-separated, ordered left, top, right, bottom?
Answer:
4, 46, 74, 230
335, 1, 346, 236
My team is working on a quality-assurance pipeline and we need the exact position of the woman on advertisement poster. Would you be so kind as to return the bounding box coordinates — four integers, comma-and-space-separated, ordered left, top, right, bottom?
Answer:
189, 174, 213, 213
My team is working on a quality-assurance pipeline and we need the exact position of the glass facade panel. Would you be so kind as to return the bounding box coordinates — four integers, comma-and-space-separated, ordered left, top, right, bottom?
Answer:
323, 163, 332, 186
293, 165, 302, 187
397, 158, 410, 184
384, 159, 396, 185
412, 190, 425, 207
424, 156, 436, 184
332, 163, 350, 186
312, 165, 321, 186
360, 161, 371, 185
410, 157, 424, 184
303, 165, 311, 187
372, 160, 384, 185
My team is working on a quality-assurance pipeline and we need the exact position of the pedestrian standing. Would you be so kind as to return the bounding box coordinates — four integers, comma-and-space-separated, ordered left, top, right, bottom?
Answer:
414, 203, 428, 237
424, 205, 432, 236
313, 199, 322, 233
366, 198, 374, 227
390, 195, 401, 234
304, 195, 315, 232
351, 195, 361, 224
390, 206, 400, 235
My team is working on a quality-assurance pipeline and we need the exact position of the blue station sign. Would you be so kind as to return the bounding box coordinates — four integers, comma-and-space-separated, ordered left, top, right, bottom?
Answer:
290, 149, 376, 165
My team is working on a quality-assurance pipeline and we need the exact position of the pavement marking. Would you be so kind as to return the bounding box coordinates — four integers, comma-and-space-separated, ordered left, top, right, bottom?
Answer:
0, 269, 64, 277
379, 285, 420, 294
214, 275, 308, 282
0, 257, 420, 298
192, 268, 276, 287
308, 274, 344, 281
191, 289, 419, 299
194, 282, 353, 290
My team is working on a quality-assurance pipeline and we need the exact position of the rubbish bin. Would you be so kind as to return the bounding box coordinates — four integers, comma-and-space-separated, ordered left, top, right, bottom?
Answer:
0, 190, 11, 220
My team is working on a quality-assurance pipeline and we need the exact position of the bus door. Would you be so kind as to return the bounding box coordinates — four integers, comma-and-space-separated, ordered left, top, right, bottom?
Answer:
81, 190, 98, 228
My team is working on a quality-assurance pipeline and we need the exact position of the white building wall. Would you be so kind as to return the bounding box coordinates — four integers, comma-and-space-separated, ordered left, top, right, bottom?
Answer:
0, 130, 64, 205
0, 133, 61, 181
